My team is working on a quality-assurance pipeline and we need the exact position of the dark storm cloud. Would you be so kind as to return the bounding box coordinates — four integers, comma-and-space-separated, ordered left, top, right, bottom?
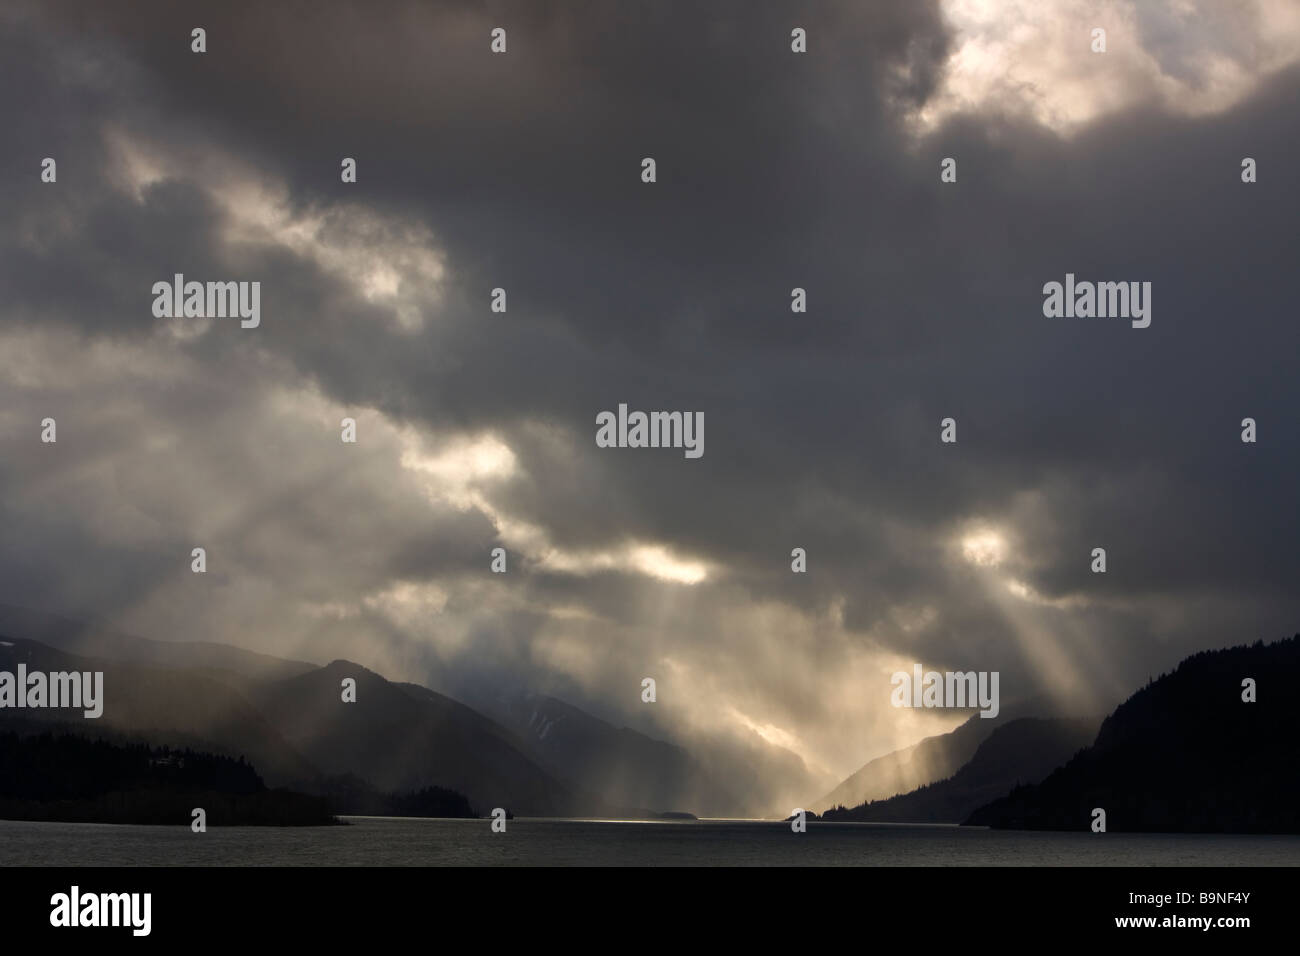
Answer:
1, 0, 1297, 789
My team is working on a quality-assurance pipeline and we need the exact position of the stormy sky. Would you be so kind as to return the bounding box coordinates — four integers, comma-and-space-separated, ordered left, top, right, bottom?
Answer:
2, 0, 1298, 803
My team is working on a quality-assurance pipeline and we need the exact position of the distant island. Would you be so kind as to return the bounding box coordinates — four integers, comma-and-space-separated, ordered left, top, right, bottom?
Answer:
314, 773, 478, 819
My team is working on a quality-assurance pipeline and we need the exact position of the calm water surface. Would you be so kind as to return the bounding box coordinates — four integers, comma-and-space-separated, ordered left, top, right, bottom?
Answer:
2, 817, 1297, 866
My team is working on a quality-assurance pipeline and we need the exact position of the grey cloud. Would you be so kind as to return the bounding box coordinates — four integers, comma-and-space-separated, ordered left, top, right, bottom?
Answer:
1, 1, 1297, 792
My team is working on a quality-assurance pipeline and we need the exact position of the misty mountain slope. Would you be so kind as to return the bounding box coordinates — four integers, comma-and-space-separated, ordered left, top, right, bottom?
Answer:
822, 716, 1100, 823
966, 635, 1300, 832
0, 603, 316, 681
812, 713, 999, 814
0, 638, 322, 788
0, 606, 812, 817
252, 662, 579, 815
490, 693, 725, 815
811, 693, 1101, 815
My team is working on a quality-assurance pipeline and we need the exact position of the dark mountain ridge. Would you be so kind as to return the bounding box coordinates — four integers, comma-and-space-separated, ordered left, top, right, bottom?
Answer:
0, 637, 578, 815
251, 660, 581, 815
966, 635, 1300, 833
